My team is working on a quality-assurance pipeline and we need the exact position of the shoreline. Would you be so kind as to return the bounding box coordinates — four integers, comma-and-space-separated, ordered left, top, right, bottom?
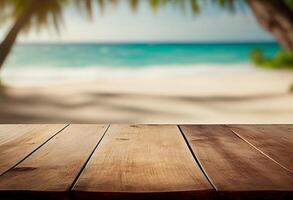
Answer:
0, 63, 268, 87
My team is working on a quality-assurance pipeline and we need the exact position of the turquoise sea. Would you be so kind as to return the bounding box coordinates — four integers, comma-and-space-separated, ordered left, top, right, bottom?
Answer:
2, 42, 281, 85
6, 42, 280, 68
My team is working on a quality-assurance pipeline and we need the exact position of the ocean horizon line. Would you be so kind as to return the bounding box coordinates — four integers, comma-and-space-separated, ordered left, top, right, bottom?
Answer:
16, 40, 278, 46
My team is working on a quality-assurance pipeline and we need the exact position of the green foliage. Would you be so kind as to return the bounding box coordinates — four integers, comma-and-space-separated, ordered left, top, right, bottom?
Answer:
251, 49, 293, 69
250, 49, 264, 65
0, 0, 96, 33
286, 0, 293, 11
127, 0, 243, 14
2, 0, 292, 34
289, 83, 293, 92
0, 0, 292, 33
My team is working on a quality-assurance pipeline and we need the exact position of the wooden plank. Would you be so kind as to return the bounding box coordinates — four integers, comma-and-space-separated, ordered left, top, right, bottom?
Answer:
73, 124, 213, 200
0, 124, 67, 175
0, 124, 108, 200
228, 125, 293, 173
180, 125, 293, 200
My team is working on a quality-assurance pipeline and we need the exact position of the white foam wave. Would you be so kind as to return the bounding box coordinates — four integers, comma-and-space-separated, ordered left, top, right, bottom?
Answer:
1, 63, 257, 87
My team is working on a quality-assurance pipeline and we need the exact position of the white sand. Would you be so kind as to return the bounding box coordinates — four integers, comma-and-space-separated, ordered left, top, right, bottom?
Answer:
1, 67, 293, 123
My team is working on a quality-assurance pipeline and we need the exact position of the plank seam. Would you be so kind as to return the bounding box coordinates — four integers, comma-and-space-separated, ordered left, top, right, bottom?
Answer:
227, 125, 293, 174
177, 125, 218, 191
0, 124, 70, 177
69, 124, 111, 191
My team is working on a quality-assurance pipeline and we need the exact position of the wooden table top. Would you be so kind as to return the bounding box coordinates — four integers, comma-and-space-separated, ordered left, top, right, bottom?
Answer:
0, 124, 292, 200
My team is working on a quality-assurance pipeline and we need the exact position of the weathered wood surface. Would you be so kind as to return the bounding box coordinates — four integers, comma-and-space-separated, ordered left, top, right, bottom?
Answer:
0, 124, 108, 200
180, 125, 293, 200
228, 125, 293, 173
72, 125, 213, 200
0, 124, 66, 176
0, 124, 292, 200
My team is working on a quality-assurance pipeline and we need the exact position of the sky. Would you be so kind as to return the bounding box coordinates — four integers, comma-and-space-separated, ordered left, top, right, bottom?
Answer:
0, 0, 275, 43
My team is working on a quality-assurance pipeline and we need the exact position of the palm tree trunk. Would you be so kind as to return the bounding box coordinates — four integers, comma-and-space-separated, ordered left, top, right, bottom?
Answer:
0, 0, 42, 70
246, 0, 293, 51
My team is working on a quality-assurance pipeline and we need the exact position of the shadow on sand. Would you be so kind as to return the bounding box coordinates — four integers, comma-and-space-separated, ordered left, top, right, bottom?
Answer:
0, 88, 290, 123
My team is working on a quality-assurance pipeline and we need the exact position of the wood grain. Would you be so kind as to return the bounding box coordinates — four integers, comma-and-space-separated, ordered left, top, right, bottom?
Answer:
0, 124, 108, 200
73, 124, 213, 200
180, 125, 293, 199
0, 124, 66, 175
228, 125, 293, 173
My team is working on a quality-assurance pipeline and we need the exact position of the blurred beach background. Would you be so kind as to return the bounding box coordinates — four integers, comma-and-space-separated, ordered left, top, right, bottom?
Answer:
2, 42, 279, 86
0, 0, 293, 123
